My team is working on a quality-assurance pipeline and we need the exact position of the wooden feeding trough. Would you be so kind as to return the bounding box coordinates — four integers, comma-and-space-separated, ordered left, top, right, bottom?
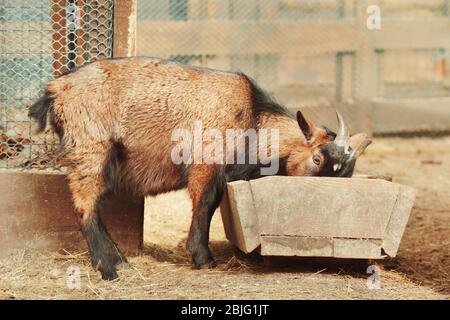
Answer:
220, 175, 416, 259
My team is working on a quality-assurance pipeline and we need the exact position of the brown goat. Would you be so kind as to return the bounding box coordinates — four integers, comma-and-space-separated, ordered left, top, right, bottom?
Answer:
29, 57, 371, 280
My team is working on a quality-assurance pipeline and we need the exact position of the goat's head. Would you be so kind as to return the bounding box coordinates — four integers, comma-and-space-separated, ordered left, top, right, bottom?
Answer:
285, 110, 372, 177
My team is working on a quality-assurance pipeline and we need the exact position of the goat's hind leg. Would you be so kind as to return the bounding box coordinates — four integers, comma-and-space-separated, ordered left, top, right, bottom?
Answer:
68, 162, 127, 280
81, 206, 127, 280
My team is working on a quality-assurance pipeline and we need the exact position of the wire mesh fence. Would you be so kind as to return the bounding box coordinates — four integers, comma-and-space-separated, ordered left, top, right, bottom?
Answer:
0, 0, 113, 169
137, 0, 357, 109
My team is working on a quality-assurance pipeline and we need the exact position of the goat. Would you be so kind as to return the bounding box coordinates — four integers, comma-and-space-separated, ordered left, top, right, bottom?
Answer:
29, 57, 371, 280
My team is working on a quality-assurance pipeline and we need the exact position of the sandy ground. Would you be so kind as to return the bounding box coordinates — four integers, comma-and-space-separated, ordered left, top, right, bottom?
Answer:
0, 136, 449, 299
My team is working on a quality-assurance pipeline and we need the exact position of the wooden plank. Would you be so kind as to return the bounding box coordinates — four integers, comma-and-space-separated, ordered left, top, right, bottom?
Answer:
260, 236, 383, 259
374, 19, 450, 49
277, 54, 335, 87
248, 176, 399, 239
354, 0, 380, 135
353, 174, 392, 181
215, 0, 232, 19
113, 0, 137, 57
378, 50, 449, 91
0, 169, 144, 256
338, 0, 357, 18
260, 236, 333, 257
382, 0, 446, 16
260, 0, 278, 19
372, 97, 450, 133
188, 0, 207, 19
136, 20, 358, 56
382, 184, 417, 257
333, 238, 382, 258
219, 180, 260, 253
335, 52, 354, 103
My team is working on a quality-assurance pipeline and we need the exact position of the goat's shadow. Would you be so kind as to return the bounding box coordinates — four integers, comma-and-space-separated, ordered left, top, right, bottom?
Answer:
142, 238, 379, 279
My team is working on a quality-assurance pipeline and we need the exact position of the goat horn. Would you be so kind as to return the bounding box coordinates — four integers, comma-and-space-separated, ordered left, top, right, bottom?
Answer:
334, 110, 350, 147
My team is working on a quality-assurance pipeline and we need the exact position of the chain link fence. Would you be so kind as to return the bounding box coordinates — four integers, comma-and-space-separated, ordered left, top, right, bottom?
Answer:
0, 0, 113, 169
137, 0, 450, 133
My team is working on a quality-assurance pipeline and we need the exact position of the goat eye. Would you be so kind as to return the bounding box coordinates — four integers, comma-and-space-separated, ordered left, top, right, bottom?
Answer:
313, 156, 321, 165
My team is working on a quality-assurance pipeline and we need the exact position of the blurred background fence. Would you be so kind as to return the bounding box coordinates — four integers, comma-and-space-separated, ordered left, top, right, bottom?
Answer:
136, 0, 450, 134
1, 0, 449, 169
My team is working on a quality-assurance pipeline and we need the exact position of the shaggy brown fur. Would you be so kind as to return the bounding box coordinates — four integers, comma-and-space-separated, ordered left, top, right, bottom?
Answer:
29, 57, 365, 280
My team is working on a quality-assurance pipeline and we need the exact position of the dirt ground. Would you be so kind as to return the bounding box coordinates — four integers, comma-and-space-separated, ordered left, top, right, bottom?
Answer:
0, 136, 449, 299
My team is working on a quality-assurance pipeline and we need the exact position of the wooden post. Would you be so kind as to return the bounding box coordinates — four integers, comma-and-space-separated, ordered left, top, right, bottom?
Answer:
335, 52, 353, 104
354, 0, 380, 135
113, 0, 137, 57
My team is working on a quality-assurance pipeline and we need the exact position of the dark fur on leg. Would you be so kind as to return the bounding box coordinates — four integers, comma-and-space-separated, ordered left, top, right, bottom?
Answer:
81, 210, 127, 280
187, 167, 225, 268
75, 141, 129, 280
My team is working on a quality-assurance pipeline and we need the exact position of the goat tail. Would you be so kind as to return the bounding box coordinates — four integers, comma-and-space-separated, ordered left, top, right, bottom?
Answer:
28, 90, 54, 133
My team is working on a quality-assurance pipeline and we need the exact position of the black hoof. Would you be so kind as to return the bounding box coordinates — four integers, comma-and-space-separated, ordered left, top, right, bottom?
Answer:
192, 249, 217, 269
92, 256, 119, 281
101, 269, 119, 281
93, 242, 127, 278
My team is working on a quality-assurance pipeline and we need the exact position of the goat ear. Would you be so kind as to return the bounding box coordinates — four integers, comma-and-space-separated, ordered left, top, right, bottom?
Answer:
322, 126, 337, 139
349, 133, 372, 158
296, 110, 314, 142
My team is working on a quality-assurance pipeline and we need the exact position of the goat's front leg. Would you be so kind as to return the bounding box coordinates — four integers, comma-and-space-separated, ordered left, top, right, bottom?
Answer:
186, 164, 225, 268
